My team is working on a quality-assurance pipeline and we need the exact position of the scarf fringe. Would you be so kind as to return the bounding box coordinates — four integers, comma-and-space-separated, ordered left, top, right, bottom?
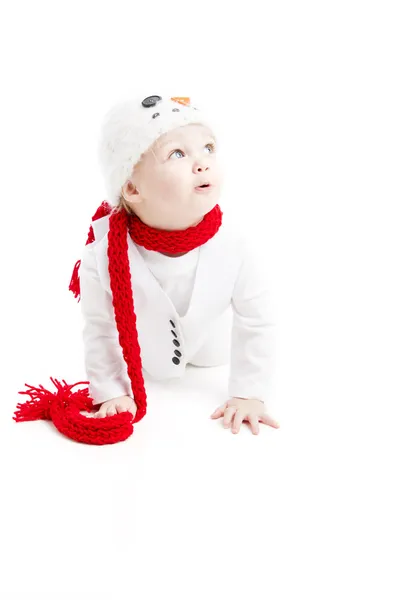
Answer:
69, 259, 81, 301
14, 377, 135, 445
68, 201, 113, 303
14, 378, 88, 422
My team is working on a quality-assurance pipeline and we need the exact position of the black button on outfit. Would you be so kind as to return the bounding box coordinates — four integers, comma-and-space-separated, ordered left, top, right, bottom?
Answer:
142, 95, 162, 107
169, 319, 181, 360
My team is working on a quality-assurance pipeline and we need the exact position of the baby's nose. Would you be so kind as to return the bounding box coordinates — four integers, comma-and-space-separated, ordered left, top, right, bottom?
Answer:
195, 164, 209, 172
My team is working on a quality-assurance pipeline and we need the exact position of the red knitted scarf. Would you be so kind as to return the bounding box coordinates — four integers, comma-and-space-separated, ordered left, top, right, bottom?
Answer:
13, 201, 223, 445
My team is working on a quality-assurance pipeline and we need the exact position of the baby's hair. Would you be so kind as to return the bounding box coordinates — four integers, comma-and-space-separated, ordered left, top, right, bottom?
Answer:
116, 193, 136, 216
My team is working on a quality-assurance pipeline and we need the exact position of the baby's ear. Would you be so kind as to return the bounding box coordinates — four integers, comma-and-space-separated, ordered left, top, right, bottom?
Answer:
122, 179, 139, 198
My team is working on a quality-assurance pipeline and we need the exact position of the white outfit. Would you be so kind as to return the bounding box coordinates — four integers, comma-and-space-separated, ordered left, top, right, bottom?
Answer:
135, 245, 200, 319
79, 213, 277, 406
135, 245, 233, 370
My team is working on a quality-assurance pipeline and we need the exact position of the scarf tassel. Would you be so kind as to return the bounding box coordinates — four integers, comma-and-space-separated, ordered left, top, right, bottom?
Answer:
14, 378, 90, 422
14, 378, 135, 445
69, 259, 81, 301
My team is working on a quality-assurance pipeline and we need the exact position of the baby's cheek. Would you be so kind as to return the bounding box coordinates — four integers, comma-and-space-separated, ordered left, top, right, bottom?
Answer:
164, 173, 189, 199
213, 164, 224, 188
141, 175, 166, 201
152, 168, 174, 189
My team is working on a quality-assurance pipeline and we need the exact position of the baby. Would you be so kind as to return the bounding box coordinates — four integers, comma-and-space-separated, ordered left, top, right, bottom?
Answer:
79, 94, 279, 435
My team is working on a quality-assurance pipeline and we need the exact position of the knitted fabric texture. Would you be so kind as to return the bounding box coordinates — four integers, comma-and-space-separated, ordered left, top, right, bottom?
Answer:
14, 201, 223, 445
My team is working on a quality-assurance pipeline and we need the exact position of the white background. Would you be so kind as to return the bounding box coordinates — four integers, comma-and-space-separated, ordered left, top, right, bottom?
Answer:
1, 1, 399, 599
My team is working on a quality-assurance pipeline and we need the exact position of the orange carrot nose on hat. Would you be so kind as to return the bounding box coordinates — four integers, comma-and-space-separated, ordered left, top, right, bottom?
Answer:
97, 93, 217, 208
170, 97, 191, 106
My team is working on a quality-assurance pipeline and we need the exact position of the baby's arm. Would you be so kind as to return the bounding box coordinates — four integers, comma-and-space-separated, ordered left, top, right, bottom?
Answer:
79, 244, 136, 414
228, 236, 277, 404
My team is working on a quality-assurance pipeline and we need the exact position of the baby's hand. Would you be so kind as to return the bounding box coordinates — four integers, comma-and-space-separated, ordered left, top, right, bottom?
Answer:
210, 397, 280, 435
82, 395, 137, 419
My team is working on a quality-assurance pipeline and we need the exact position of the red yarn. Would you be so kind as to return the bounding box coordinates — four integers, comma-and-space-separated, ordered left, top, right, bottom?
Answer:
13, 377, 134, 445
15, 202, 223, 445
69, 201, 112, 301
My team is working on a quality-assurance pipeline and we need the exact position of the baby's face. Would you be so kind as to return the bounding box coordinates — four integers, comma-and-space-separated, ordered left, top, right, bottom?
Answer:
122, 123, 223, 230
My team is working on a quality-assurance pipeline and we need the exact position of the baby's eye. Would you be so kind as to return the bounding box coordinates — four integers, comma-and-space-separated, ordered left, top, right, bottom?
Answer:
170, 149, 185, 159
169, 142, 216, 160
205, 142, 216, 153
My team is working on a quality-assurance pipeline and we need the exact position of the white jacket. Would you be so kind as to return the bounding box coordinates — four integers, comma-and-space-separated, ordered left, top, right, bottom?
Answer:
79, 212, 277, 405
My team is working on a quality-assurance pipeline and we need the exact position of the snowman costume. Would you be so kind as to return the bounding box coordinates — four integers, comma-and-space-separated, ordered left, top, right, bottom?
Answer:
14, 95, 276, 444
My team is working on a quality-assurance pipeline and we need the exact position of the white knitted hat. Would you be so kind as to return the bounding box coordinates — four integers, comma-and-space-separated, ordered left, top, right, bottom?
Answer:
97, 94, 217, 207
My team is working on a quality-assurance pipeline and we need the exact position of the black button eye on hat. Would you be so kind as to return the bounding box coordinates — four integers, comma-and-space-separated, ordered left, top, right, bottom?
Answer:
142, 95, 162, 108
